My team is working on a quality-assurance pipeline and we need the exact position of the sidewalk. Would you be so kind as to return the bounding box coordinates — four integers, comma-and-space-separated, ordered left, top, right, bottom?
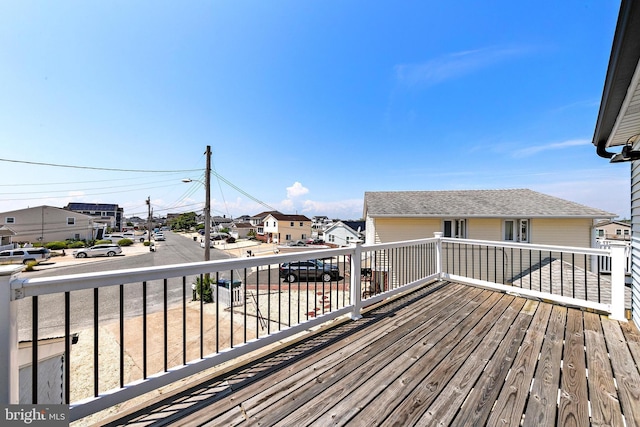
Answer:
178, 232, 279, 258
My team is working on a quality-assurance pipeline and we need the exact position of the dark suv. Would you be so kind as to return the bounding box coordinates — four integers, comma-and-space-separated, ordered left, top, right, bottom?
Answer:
279, 259, 340, 282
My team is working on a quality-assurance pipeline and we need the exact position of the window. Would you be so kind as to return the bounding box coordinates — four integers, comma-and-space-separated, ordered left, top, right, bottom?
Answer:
328, 235, 335, 242
596, 229, 604, 237
299, 222, 303, 227
285, 234, 292, 241
624, 229, 630, 236
301, 234, 307, 240
616, 229, 622, 235
504, 219, 529, 242
290, 222, 294, 227
443, 219, 466, 238
67, 217, 76, 225
5, 217, 15, 224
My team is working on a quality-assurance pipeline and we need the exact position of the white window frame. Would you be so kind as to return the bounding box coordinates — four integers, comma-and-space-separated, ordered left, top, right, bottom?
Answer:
443, 219, 466, 238
504, 219, 530, 243
67, 217, 76, 225
5, 217, 15, 224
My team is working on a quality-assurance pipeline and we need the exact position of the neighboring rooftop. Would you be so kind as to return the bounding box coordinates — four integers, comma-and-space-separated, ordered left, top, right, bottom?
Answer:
364, 189, 616, 218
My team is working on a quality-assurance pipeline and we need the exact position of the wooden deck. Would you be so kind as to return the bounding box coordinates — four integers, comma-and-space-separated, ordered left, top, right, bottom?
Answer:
100, 281, 640, 427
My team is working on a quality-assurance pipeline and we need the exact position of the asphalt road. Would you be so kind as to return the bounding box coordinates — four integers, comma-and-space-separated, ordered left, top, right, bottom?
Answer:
16, 232, 235, 339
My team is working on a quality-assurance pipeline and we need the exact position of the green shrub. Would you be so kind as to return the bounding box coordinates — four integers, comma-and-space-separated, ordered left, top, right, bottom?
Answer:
117, 239, 134, 246
23, 261, 37, 272
68, 241, 85, 248
95, 239, 112, 245
143, 241, 151, 246
46, 241, 68, 250
193, 276, 213, 303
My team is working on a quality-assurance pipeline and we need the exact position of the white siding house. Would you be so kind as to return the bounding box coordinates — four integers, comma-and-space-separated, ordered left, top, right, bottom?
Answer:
592, 0, 640, 328
364, 189, 615, 248
0, 206, 96, 244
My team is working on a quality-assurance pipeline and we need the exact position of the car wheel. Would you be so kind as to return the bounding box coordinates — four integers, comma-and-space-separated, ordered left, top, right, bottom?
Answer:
107, 251, 116, 257
76, 252, 87, 258
321, 273, 332, 282
286, 273, 298, 283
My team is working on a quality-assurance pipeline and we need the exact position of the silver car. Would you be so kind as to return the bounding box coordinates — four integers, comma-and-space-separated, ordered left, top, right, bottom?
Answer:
73, 244, 122, 258
0, 248, 51, 264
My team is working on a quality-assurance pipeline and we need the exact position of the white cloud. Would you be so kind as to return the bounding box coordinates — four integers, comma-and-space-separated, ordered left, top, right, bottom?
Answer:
395, 46, 525, 87
512, 139, 590, 158
286, 182, 309, 198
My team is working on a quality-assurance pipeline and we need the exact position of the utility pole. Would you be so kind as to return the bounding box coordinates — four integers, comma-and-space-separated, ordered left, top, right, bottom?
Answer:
146, 197, 152, 245
204, 145, 211, 262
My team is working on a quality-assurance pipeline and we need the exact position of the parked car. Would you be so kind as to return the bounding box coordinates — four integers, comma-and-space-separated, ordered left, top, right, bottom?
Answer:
0, 247, 51, 265
279, 259, 340, 282
153, 233, 166, 241
73, 244, 122, 258
103, 232, 147, 243
287, 240, 307, 247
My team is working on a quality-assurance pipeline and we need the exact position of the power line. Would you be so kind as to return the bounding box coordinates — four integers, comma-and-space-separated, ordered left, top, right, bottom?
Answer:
0, 158, 202, 173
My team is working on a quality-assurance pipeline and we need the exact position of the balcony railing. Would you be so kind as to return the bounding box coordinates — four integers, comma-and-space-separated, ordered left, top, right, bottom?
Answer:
0, 235, 628, 422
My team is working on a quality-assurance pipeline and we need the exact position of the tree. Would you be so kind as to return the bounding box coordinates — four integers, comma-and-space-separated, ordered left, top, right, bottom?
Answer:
172, 212, 198, 231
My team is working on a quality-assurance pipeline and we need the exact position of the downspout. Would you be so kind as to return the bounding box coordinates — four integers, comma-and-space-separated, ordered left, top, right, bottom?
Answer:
596, 139, 615, 159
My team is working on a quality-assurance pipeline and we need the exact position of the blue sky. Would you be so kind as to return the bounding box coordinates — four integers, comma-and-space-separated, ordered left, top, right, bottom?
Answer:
0, 1, 630, 220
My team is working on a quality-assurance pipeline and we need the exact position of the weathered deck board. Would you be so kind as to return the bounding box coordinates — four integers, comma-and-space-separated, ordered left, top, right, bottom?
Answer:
557, 308, 589, 427
270, 290, 497, 426
584, 311, 624, 427
450, 299, 537, 426
412, 297, 526, 426
98, 282, 640, 427
523, 304, 566, 426
486, 302, 552, 426
601, 316, 640, 426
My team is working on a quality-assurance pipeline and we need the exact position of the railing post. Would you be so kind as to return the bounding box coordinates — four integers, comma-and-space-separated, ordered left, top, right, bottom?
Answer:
434, 232, 443, 279
0, 266, 22, 404
609, 242, 627, 321
350, 240, 363, 320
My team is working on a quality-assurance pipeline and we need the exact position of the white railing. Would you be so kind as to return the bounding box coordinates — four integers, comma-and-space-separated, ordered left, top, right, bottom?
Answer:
595, 239, 631, 273
0, 235, 627, 422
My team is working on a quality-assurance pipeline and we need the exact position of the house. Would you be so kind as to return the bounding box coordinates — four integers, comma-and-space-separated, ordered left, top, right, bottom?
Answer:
234, 215, 251, 224
262, 213, 312, 244
65, 202, 124, 231
323, 220, 365, 246
231, 222, 256, 239
363, 189, 615, 247
1, 206, 97, 244
592, 0, 640, 328
211, 215, 234, 231
594, 220, 631, 240
250, 211, 281, 227
0, 226, 16, 250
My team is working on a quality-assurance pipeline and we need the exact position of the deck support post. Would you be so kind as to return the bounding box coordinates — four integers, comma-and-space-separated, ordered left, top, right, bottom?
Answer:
609, 241, 627, 321
0, 266, 22, 404
350, 240, 363, 320
434, 232, 443, 279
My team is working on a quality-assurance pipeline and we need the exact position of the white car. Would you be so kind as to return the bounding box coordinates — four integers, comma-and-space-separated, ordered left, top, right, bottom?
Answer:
153, 233, 165, 241
73, 244, 123, 258
0, 248, 51, 264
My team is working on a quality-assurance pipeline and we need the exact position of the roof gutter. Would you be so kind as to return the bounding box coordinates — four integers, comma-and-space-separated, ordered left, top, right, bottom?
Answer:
593, 0, 640, 158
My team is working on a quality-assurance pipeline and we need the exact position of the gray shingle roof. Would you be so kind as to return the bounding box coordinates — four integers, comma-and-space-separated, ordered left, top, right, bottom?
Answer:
364, 189, 616, 218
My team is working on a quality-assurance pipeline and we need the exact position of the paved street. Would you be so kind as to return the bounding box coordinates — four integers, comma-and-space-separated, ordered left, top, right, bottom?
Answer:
16, 232, 235, 339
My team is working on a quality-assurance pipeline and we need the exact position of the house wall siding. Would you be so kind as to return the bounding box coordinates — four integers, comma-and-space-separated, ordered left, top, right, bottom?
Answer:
2, 206, 94, 243
631, 159, 640, 328
467, 218, 501, 240
372, 218, 441, 243
530, 218, 593, 247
